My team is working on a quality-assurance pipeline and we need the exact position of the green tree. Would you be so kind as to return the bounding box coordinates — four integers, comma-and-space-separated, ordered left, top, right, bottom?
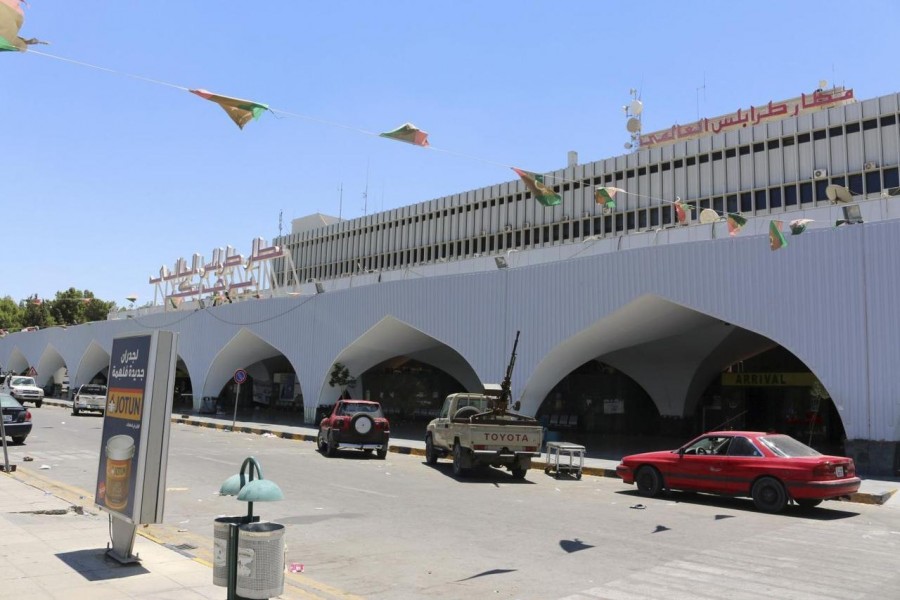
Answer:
20, 296, 55, 329
49, 287, 87, 326
328, 363, 357, 398
0, 295, 23, 330
83, 295, 115, 322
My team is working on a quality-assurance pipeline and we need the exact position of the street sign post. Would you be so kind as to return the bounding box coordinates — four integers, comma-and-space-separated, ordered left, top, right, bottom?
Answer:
232, 369, 247, 431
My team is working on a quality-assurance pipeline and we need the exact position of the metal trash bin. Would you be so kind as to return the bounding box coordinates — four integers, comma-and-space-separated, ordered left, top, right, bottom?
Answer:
236, 522, 285, 599
212, 516, 247, 587
200, 396, 218, 414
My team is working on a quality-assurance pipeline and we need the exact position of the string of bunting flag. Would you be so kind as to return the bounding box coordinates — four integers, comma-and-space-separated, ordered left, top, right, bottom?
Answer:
3, 3, 869, 256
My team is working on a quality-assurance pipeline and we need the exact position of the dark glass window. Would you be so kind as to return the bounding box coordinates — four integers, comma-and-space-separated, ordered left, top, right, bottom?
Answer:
699, 154, 710, 164
712, 151, 723, 161
755, 189, 768, 210
673, 159, 683, 168
638, 210, 647, 229
753, 142, 764, 152
593, 176, 602, 185
831, 176, 845, 188
798, 132, 811, 143
800, 182, 813, 203
637, 167, 646, 176
813, 129, 826, 140
884, 167, 899, 189
543, 226, 551, 243
848, 174, 863, 196
829, 126, 843, 137
686, 157, 696, 166
662, 162, 671, 171
604, 174, 613, 183
739, 145, 750, 155
866, 170, 882, 194
699, 198, 710, 210
626, 169, 635, 178
782, 136, 795, 147
650, 209, 660, 227
649, 164, 658, 174
615, 214, 624, 232
815, 180, 829, 201
784, 185, 797, 206
713, 197, 724, 213
603, 215, 612, 232
741, 192, 752, 212
880, 115, 896, 127
846, 122, 860, 134
593, 217, 603, 232
725, 148, 736, 158
662, 209, 672, 225
769, 187, 782, 208
726, 195, 738, 213
572, 221, 579, 239
524, 229, 531, 245
626, 212, 636, 230
767, 139, 780, 149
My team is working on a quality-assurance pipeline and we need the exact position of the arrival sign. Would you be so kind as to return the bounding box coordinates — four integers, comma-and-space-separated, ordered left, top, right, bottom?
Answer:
94, 331, 177, 562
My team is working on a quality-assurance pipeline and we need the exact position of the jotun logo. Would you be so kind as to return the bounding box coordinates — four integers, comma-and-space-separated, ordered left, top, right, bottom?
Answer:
106, 389, 144, 422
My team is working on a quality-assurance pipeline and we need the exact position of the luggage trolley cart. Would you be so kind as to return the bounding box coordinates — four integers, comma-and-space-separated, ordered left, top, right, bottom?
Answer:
544, 441, 585, 480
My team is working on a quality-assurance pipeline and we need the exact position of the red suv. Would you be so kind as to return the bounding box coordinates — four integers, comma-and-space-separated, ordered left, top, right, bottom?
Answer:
317, 400, 390, 459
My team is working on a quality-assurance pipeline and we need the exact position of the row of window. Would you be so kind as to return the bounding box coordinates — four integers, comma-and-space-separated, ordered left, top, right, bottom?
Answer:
286, 166, 899, 283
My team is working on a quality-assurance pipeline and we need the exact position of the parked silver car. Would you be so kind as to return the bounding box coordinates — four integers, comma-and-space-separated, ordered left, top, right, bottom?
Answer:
72, 384, 108, 416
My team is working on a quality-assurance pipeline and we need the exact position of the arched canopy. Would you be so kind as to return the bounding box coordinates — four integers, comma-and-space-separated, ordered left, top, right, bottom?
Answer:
6, 347, 29, 375
35, 344, 66, 387
203, 328, 296, 398
321, 316, 481, 405
73, 341, 111, 390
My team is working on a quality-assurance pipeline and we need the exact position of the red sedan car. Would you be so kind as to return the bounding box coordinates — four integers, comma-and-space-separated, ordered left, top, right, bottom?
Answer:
616, 431, 860, 512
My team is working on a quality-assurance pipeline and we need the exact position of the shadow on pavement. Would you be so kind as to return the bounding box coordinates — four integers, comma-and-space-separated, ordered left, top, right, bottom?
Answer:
56, 549, 150, 581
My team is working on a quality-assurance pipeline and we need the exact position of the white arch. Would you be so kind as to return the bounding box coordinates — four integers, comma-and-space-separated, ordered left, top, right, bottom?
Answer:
6, 347, 28, 375
35, 344, 67, 388
73, 341, 111, 391
202, 328, 298, 399
319, 316, 481, 407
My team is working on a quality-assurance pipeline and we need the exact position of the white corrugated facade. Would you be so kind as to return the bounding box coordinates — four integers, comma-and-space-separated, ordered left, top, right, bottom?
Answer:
2, 90, 899, 473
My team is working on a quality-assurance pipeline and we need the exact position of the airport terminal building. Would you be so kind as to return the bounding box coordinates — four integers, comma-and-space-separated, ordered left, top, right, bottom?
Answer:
2, 87, 899, 475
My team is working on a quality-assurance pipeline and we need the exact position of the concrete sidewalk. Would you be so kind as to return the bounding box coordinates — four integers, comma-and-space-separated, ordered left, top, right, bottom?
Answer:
0, 470, 222, 600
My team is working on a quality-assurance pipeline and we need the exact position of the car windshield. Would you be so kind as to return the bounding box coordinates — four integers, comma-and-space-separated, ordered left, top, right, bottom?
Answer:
0, 394, 23, 408
81, 385, 107, 395
11, 377, 35, 387
757, 434, 822, 457
339, 402, 382, 417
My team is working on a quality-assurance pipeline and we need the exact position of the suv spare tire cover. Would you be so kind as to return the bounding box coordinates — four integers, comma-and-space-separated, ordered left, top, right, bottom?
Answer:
352, 414, 374, 435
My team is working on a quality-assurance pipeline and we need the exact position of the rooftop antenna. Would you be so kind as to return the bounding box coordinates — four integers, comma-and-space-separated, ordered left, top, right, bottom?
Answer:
623, 87, 643, 152
278, 210, 283, 237
696, 73, 706, 121
362, 160, 369, 216
338, 183, 343, 220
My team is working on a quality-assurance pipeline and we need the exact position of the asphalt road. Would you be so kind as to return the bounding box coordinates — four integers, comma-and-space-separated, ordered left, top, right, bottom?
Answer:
6, 405, 900, 600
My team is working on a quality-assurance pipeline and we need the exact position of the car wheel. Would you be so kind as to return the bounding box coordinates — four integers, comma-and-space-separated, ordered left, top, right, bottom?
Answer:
316, 430, 326, 453
35, 400, 42, 408
635, 466, 663, 497
752, 477, 787, 512
351, 414, 374, 435
11, 436, 26, 445
377, 440, 388, 460
511, 465, 527, 480
325, 432, 337, 457
795, 498, 823, 509
452, 443, 469, 478
425, 435, 439, 465
72, 406, 80, 416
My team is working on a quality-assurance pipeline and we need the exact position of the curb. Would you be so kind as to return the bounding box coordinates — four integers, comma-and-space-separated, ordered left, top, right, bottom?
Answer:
43, 400, 896, 505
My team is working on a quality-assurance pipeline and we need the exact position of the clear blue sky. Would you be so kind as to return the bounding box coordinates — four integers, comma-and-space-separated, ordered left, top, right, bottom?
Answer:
4, 1, 898, 306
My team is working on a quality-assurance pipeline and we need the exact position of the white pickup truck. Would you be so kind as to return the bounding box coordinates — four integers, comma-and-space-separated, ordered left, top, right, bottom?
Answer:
2, 375, 44, 408
425, 389, 543, 479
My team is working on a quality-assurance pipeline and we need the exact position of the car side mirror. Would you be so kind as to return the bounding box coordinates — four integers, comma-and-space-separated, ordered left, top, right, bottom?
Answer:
678, 448, 686, 457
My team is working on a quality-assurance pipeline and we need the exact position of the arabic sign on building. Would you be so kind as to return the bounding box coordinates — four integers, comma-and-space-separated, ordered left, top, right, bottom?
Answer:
94, 331, 177, 524
721, 372, 817, 387
640, 88, 855, 148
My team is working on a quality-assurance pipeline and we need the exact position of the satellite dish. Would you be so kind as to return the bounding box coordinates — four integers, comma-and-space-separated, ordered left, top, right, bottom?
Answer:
699, 208, 719, 224
825, 184, 853, 204
629, 99, 643, 115
818, 79, 828, 90
626, 117, 642, 133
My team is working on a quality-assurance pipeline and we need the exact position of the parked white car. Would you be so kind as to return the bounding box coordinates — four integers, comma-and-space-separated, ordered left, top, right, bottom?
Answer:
72, 384, 108, 415
2, 376, 43, 408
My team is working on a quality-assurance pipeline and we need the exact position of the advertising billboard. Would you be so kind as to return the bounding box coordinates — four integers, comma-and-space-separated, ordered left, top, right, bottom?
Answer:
95, 331, 176, 524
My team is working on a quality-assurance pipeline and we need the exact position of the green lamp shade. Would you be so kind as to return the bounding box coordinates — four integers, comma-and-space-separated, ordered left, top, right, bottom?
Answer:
219, 473, 248, 497
236, 479, 285, 502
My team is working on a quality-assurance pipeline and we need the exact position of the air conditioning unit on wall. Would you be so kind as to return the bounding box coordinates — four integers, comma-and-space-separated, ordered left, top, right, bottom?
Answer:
813, 169, 828, 179
864, 161, 878, 171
